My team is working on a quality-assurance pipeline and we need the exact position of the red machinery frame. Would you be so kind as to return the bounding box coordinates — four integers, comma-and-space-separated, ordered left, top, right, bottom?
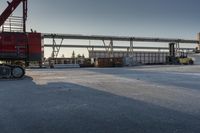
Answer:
0, 0, 43, 64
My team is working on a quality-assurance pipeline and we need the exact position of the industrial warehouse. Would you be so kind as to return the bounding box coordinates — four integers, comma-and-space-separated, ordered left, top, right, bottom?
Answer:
1, 0, 200, 133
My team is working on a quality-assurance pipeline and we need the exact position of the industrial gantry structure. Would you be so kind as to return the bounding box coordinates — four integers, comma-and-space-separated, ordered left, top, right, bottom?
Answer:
43, 33, 199, 58
0, 0, 200, 79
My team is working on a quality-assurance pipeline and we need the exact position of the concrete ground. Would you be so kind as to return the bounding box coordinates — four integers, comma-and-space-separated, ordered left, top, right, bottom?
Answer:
0, 65, 200, 133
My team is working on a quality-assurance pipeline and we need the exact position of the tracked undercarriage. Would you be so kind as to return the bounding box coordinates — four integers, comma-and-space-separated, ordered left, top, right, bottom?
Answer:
0, 64, 25, 79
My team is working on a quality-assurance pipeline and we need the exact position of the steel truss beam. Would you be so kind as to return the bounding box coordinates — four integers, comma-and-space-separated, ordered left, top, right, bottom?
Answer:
43, 33, 199, 44
43, 33, 197, 58
44, 44, 193, 50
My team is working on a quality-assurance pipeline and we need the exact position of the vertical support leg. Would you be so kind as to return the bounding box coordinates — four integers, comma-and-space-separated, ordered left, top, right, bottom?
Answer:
87, 46, 94, 58
55, 38, 64, 58
52, 37, 55, 58
177, 42, 180, 57
127, 48, 130, 57
110, 40, 114, 58
103, 40, 114, 58
175, 42, 181, 56
92, 47, 94, 58
130, 39, 134, 57
175, 43, 178, 56
158, 48, 161, 64
197, 33, 200, 50
51, 37, 64, 58
102, 40, 109, 57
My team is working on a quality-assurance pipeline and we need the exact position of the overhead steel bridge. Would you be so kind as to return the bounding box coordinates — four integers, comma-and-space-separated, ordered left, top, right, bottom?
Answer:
42, 33, 199, 58
43, 33, 199, 44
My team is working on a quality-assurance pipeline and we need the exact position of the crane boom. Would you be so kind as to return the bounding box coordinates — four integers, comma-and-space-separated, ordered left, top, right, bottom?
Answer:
0, 0, 27, 28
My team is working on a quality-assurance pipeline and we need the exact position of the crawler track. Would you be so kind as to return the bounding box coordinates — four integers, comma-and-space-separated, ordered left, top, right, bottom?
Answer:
0, 64, 25, 79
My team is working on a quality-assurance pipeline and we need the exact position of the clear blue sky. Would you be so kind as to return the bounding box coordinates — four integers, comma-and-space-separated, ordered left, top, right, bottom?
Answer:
0, 0, 200, 57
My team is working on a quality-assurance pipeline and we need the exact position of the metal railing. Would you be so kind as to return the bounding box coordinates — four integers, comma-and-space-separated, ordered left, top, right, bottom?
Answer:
0, 16, 23, 32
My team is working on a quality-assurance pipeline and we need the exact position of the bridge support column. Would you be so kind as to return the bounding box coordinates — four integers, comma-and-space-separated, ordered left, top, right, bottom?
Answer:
130, 39, 134, 57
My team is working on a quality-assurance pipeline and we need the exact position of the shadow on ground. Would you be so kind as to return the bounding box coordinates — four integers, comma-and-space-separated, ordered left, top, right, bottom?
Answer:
0, 78, 199, 133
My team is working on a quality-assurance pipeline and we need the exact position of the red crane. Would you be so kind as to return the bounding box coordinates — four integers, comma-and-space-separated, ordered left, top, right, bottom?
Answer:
0, 0, 43, 79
